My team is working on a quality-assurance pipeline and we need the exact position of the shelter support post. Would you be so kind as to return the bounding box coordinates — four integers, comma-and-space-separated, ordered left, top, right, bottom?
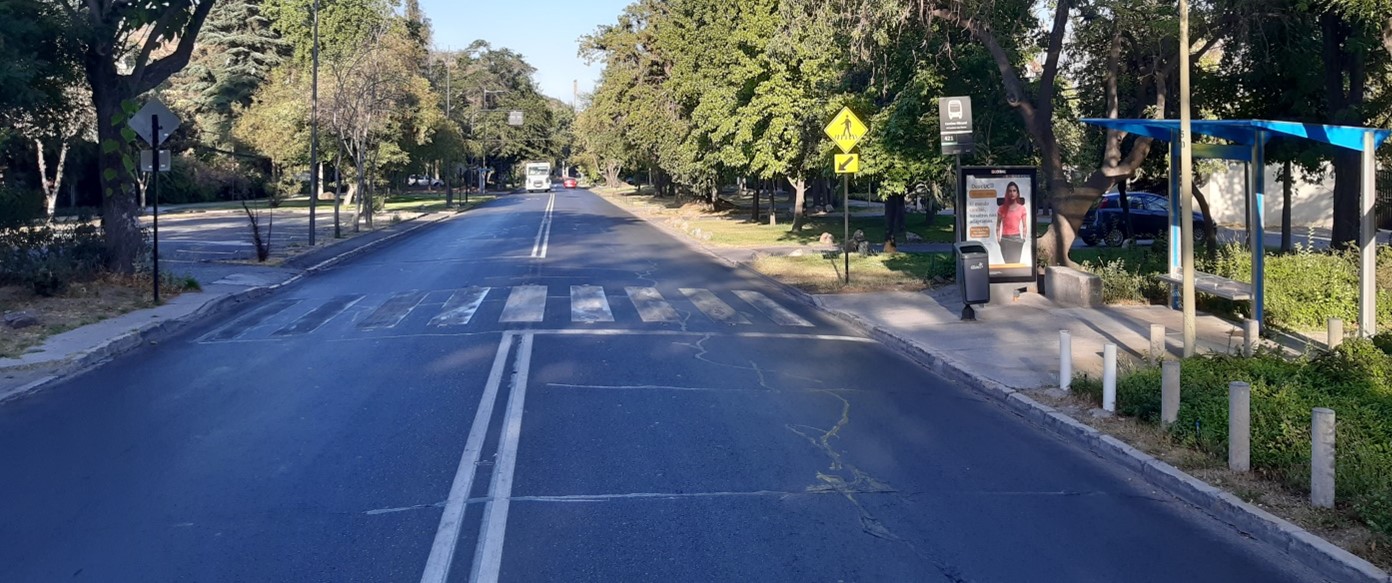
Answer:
1250, 133, 1265, 331
1360, 131, 1377, 337
1169, 137, 1182, 308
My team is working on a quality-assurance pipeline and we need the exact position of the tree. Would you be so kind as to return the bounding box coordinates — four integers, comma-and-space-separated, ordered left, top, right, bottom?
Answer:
20, 85, 96, 219
57, 0, 218, 273
905, 0, 1228, 265
0, 0, 83, 186
167, 0, 289, 149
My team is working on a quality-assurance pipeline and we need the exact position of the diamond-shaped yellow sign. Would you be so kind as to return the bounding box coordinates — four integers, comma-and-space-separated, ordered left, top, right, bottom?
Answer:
824, 106, 867, 154
834, 154, 860, 174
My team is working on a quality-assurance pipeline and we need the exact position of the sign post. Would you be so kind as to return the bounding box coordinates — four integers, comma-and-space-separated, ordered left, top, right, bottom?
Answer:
128, 99, 180, 303
824, 106, 867, 284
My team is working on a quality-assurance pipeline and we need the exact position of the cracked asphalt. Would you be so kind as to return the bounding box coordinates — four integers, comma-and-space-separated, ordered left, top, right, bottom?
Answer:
0, 189, 1324, 582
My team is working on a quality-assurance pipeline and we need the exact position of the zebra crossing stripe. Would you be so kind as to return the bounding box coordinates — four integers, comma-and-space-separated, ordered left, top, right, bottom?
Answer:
359, 291, 428, 330
680, 288, 751, 325
732, 290, 814, 327
625, 287, 679, 322
570, 285, 615, 323
430, 287, 491, 327
273, 294, 363, 336
500, 285, 548, 323
206, 298, 301, 341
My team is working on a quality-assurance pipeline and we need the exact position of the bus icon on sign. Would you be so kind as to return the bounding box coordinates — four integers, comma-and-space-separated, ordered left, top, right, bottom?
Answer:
947, 100, 963, 120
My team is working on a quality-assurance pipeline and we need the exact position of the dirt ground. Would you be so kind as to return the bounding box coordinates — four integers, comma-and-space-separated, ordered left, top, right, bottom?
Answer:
0, 275, 185, 359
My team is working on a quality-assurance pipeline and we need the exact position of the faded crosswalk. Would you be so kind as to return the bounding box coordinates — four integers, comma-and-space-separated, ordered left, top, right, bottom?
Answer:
201, 285, 816, 342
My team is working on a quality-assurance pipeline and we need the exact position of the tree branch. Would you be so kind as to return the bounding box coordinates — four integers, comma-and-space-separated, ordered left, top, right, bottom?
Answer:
928, 7, 1036, 131
133, 0, 216, 95
1036, 0, 1072, 122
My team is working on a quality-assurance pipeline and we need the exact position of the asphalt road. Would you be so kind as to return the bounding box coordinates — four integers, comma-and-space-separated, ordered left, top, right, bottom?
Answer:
1, 189, 1326, 582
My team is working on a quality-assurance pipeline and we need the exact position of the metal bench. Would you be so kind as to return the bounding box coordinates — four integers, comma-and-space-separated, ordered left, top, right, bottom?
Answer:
1155, 272, 1252, 301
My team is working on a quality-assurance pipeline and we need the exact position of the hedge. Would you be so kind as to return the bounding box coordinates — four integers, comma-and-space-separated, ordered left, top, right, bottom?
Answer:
1074, 336, 1392, 535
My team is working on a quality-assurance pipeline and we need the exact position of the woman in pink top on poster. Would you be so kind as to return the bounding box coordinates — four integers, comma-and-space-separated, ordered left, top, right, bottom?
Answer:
996, 181, 1028, 264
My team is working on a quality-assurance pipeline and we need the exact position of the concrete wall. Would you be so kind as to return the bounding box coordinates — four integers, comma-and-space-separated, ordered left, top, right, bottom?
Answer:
1197, 161, 1334, 229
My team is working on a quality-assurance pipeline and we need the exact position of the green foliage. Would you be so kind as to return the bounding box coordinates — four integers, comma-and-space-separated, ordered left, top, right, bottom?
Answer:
159, 155, 270, 205
1204, 244, 1392, 332
1075, 343, 1392, 535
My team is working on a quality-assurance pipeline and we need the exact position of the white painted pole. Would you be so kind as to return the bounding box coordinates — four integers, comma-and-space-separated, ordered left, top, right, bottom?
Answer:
1358, 131, 1376, 338
1311, 407, 1336, 508
1328, 318, 1344, 350
1059, 330, 1073, 391
1229, 381, 1251, 472
1103, 343, 1117, 412
1150, 324, 1166, 358
1243, 318, 1259, 357
1161, 360, 1181, 426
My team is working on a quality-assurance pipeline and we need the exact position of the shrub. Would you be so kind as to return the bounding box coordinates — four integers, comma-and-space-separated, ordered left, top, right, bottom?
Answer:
1077, 257, 1169, 304
0, 220, 109, 295
1075, 342, 1392, 535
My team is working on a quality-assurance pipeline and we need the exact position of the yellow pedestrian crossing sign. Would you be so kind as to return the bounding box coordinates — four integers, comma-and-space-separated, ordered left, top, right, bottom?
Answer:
834, 153, 860, 174
824, 106, 867, 154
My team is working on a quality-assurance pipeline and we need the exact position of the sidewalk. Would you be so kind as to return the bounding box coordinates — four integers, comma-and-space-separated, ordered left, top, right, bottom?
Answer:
0, 209, 460, 402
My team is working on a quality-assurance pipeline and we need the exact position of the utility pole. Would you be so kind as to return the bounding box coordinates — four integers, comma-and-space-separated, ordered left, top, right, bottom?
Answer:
444, 54, 453, 207
1179, 0, 1196, 356
308, 0, 320, 247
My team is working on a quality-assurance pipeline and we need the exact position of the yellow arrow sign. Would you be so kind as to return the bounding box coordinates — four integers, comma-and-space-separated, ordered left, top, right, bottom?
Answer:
834, 153, 860, 174
823, 106, 867, 154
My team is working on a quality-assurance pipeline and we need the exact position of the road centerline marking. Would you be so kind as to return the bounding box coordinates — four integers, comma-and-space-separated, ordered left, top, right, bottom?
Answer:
418, 332, 517, 583
529, 193, 556, 259
470, 333, 534, 583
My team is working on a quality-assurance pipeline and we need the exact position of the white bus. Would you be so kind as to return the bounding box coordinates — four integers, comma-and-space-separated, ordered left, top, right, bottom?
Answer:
524, 162, 552, 193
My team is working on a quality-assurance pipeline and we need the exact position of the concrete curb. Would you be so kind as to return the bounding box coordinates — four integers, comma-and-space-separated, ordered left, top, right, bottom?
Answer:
0, 210, 461, 405
817, 304, 1389, 583
600, 190, 1390, 583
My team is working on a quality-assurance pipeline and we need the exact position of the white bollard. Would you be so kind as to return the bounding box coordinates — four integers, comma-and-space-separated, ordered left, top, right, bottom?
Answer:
1161, 360, 1181, 426
1150, 324, 1166, 358
1059, 330, 1073, 391
1328, 318, 1344, 350
1102, 343, 1117, 412
1244, 319, 1259, 357
1229, 381, 1251, 472
1311, 408, 1336, 508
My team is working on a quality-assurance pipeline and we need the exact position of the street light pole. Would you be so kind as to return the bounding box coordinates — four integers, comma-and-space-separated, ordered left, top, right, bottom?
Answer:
308, 0, 319, 247
444, 55, 453, 207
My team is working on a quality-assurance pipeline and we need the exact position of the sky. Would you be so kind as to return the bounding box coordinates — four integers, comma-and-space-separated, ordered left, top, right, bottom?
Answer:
419, 0, 634, 104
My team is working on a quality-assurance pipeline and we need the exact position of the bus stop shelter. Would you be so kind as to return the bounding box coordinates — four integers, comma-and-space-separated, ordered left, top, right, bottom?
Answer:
1080, 118, 1391, 338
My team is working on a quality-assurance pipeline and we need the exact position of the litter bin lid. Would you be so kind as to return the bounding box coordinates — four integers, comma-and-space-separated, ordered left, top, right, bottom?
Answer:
954, 241, 988, 255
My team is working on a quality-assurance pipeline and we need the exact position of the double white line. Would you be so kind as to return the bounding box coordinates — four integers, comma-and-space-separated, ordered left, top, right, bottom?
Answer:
420, 332, 534, 583
529, 192, 556, 259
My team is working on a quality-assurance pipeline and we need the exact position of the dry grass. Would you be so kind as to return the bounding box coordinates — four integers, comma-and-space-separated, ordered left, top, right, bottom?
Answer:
751, 253, 953, 294
1032, 389, 1392, 571
0, 274, 187, 359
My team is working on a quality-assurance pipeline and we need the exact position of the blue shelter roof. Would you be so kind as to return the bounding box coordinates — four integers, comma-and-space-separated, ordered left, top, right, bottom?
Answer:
1079, 119, 1392, 152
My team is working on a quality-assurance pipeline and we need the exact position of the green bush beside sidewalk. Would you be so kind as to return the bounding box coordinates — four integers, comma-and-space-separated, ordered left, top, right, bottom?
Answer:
1073, 335, 1392, 535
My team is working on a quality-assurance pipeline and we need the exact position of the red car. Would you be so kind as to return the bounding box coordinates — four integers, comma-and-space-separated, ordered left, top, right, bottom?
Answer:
563, 178, 578, 189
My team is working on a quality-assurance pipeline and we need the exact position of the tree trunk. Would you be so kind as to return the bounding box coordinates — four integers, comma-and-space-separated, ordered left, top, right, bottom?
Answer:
751, 178, 761, 222
768, 181, 777, 226
1330, 149, 1362, 248
92, 85, 143, 273
35, 138, 69, 221
1117, 180, 1133, 242
354, 145, 366, 233
1191, 183, 1218, 256
1280, 159, 1293, 252
788, 176, 808, 231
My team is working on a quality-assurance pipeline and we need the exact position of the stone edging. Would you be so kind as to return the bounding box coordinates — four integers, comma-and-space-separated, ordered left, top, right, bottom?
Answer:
0, 210, 460, 404
598, 189, 1389, 583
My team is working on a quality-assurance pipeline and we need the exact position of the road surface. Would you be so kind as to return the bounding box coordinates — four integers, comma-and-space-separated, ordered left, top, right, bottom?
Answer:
1, 189, 1324, 582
